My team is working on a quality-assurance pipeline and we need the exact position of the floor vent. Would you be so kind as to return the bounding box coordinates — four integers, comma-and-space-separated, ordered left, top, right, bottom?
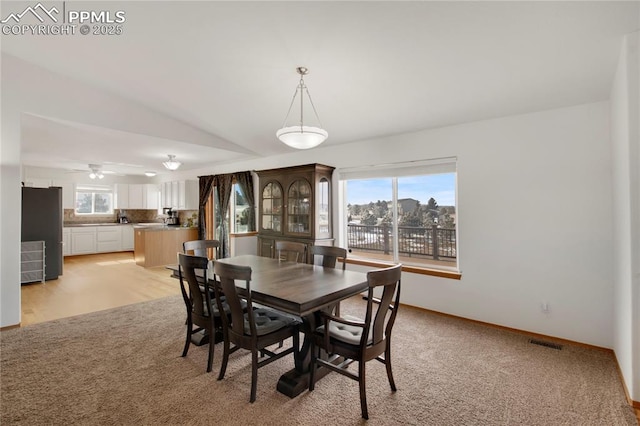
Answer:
529, 339, 563, 350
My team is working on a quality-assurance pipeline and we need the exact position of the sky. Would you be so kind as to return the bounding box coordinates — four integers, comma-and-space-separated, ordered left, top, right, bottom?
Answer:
346, 173, 456, 206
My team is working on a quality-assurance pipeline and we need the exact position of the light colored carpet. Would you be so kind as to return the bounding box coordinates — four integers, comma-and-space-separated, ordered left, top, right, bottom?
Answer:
1, 295, 636, 425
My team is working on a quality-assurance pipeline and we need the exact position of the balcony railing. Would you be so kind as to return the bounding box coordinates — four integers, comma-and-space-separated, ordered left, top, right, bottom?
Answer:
347, 224, 457, 260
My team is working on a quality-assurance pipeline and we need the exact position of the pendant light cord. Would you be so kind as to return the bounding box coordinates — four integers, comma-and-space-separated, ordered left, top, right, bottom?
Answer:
280, 74, 323, 130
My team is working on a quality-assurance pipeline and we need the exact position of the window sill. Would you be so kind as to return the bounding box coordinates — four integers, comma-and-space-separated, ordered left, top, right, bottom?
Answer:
343, 258, 461, 280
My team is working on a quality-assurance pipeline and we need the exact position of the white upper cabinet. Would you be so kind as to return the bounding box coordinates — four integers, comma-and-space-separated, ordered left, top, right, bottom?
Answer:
144, 184, 159, 210
128, 184, 145, 209
115, 183, 158, 210
160, 180, 198, 210
51, 181, 75, 209
114, 183, 129, 209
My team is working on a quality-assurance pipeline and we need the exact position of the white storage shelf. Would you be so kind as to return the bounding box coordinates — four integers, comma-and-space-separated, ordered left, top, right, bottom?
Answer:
21, 241, 45, 284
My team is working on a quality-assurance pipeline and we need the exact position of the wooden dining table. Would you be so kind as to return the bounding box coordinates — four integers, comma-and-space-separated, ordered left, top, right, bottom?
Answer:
168, 254, 369, 398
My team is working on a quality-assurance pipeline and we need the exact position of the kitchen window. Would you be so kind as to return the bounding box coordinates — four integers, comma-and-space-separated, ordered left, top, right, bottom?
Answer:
340, 158, 458, 273
75, 185, 113, 215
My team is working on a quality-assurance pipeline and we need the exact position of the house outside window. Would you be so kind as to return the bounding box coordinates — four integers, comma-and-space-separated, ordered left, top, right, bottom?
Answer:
75, 185, 113, 215
341, 158, 458, 272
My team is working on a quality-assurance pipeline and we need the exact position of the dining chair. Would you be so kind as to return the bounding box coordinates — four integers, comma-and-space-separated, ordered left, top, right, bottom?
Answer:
182, 240, 222, 325
275, 240, 307, 263
178, 253, 229, 373
213, 261, 301, 403
309, 245, 348, 315
308, 263, 402, 420
183, 239, 221, 260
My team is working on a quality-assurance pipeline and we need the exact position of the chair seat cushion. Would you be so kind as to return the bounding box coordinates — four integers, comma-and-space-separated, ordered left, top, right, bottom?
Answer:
246, 308, 300, 336
321, 315, 373, 345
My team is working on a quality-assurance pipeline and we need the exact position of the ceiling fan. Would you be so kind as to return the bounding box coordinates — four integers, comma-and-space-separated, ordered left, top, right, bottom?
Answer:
66, 164, 119, 178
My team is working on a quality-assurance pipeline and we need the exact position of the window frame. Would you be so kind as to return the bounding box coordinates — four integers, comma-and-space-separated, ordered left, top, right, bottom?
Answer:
74, 185, 114, 216
339, 158, 460, 277
209, 182, 255, 238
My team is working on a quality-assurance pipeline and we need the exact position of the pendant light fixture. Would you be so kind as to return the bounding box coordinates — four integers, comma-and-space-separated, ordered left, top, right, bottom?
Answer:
162, 155, 181, 171
276, 67, 328, 150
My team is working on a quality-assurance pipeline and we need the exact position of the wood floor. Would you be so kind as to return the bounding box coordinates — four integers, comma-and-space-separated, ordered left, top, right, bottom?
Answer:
20, 252, 180, 326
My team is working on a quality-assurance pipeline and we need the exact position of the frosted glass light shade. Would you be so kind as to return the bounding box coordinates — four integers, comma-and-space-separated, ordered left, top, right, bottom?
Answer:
162, 155, 181, 170
276, 126, 328, 150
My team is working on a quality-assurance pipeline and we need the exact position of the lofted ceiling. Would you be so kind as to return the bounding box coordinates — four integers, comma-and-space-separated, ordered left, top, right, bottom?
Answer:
2, 1, 639, 176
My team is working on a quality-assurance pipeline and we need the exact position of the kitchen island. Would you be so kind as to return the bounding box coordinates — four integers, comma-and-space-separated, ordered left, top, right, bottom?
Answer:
133, 225, 198, 268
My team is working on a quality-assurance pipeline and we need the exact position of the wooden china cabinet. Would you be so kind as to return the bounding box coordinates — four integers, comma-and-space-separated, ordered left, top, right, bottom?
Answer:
256, 164, 335, 262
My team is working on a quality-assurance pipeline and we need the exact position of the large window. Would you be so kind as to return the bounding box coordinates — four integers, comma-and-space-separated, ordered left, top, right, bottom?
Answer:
341, 158, 457, 271
75, 185, 113, 215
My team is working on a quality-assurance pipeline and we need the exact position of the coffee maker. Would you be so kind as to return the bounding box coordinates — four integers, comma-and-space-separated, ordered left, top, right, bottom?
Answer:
163, 208, 179, 226
118, 210, 129, 224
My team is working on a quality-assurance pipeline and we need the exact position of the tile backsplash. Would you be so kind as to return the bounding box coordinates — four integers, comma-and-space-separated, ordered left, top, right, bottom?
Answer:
63, 209, 198, 225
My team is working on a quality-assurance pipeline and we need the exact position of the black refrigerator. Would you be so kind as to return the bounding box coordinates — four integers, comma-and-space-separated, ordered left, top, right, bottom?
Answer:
21, 186, 63, 281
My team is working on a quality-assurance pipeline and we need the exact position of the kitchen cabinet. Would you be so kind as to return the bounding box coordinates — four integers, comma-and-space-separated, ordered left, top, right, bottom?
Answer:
115, 184, 158, 210
96, 226, 122, 253
70, 226, 97, 255
121, 225, 134, 250
63, 228, 71, 256
65, 225, 136, 255
128, 184, 145, 209
145, 184, 159, 210
256, 164, 334, 262
52, 181, 75, 210
134, 226, 197, 267
114, 184, 129, 209
160, 180, 198, 210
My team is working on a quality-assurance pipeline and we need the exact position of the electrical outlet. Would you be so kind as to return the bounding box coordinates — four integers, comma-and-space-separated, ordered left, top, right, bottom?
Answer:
540, 302, 550, 313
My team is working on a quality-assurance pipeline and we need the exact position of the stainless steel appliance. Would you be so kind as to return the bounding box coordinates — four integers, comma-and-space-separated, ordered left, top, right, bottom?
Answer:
163, 207, 179, 226
21, 186, 63, 281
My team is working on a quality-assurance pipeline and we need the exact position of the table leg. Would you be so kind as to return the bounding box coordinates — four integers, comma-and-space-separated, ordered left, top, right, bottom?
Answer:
276, 311, 336, 398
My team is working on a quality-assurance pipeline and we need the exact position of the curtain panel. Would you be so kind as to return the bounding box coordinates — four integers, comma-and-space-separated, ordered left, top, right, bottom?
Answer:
213, 173, 234, 258
235, 171, 256, 232
198, 175, 215, 240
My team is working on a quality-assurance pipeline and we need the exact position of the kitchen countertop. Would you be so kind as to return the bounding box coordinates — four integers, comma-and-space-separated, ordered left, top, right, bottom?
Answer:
64, 223, 197, 231
63, 222, 164, 227
133, 225, 198, 231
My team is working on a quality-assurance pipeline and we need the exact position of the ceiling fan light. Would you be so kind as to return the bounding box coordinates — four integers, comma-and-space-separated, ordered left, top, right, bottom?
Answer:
89, 172, 97, 179
276, 126, 328, 149
162, 155, 181, 171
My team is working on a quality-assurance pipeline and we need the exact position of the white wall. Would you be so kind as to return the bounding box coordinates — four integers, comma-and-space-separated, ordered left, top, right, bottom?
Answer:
1, 54, 23, 327
611, 32, 639, 403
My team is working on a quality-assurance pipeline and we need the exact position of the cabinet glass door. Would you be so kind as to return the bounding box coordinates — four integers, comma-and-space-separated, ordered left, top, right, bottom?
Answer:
261, 182, 282, 232
317, 178, 330, 236
287, 179, 311, 234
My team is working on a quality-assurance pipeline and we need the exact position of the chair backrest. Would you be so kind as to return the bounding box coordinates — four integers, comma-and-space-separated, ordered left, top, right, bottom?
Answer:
178, 253, 211, 319
183, 239, 221, 260
275, 241, 307, 263
310, 245, 347, 269
213, 262, 254, 338
364, 264, 402, 347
